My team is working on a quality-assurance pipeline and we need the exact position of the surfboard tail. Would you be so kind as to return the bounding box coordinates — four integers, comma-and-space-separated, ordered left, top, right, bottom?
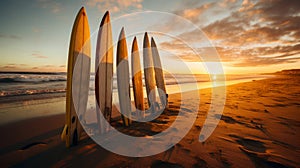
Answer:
61, 125, 67, 141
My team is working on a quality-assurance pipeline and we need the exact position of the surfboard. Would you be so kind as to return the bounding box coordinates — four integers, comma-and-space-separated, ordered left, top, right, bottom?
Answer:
95, 11, 113, 133
117, 28, 132, 126
151, 37, 168, 108
61, 7, 91, 147
143, 32, 157, 113
131, 37, 145, 119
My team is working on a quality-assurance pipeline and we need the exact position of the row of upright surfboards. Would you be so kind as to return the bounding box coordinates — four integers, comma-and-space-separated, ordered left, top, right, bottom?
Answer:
61, 7, 167, 147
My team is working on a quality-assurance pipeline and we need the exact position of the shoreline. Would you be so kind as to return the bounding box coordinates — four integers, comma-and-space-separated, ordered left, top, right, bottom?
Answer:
0, 75, 274, 126
0, 75, 299, 167
0, 74, 274, 103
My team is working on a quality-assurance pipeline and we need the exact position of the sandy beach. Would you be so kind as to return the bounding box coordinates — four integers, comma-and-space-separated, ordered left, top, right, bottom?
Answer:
0, 74, 299, 167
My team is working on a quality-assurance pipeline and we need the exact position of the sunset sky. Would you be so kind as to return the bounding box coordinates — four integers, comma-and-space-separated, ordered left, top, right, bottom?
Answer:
0, 0, 299, 74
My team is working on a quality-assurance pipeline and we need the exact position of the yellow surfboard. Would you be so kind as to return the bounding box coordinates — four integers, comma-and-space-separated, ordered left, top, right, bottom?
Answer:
151, 37, 168, 108
61, 7, 91, 147
117, 28, 132, 126
131, 37, 145, 119
95, 11, 113, 133
143, 32, 157, 113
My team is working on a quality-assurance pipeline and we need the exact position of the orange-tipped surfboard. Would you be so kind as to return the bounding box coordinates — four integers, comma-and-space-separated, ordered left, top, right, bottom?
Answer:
131, 37, 145, 119
95, 11, 113, 133
61, 7, 91, 147
151, 37, 168, 108
143, 32, 156, 112
117, 28, 132, 126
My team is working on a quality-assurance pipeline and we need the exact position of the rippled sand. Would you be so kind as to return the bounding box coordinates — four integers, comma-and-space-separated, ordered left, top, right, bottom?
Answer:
0, 75, 299, 167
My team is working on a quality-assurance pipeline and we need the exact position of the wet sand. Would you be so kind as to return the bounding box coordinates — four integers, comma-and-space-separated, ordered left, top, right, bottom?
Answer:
0, 75, 299, 167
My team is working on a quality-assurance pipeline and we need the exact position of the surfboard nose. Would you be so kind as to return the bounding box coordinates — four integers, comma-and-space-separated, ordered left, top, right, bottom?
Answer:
117, 27, 128, 62
119, 27, 126, 40
79, 6, 86, 16
132, 36, 138, 52
151, 37, 157, 48
143, 32, 150, 48
100, 11, 110, 26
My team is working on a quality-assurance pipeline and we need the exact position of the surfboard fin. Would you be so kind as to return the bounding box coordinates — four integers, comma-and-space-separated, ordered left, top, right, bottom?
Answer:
104, 107, 111, 123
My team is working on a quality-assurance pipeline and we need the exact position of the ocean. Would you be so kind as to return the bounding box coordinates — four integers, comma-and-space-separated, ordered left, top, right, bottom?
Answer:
0, 71, 274, 125
0, 72, 273, 99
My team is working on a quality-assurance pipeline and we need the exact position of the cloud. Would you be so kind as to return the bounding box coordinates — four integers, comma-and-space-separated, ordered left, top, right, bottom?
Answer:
162, 44, 300, 66
161, 41, 300, 65
239, 0, 255, 12
0, 63, 65, 72
148, 0, 239, 35
32, 27, 41, 33
158, 0, 300, 67
212, 44, 300, 66
201, 0, 300, 47
0, 34, 21, 40
30, 65, 66, 72
203, 0, 300, 43
171, 0, 239, 26
202, 15, 248, 41
160, 40, 190, 52
219, 0, 238, 8
170, 52, 202, 62
233, 56, 300, 67
32, 52, 48, 59
160, 40, 221, 62
2, 65, 17, 69
44, 65, 55, 67
174, 2, 215, 23
37, 0, 62, 13
0, 64, 28, 70
86, 0, 143, 13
